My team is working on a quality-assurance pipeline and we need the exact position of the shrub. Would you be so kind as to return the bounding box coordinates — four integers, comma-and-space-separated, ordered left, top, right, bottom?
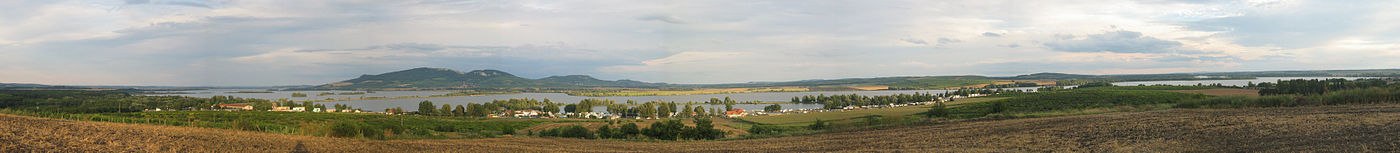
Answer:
926, 103, 949, 118
747, 125, 785, 135
808, 119, 827, 130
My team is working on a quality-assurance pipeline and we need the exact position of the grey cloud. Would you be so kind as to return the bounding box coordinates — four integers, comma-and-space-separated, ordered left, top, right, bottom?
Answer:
937, 38, 961, 44
637, 15, 686, 24
124, 0, 214, 8
901, 38, 929, 45
1042, 31, 1182, 53
1185, 0, 1380, 49
982, 32, 1002, 37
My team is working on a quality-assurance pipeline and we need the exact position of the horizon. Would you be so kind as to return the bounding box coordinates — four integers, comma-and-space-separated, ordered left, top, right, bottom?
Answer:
4, 0, 1399, 86
5, 67, 1396, 87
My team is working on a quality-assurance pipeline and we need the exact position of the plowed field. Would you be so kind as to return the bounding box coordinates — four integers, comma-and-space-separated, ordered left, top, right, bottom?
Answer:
4, 105, 1399, 152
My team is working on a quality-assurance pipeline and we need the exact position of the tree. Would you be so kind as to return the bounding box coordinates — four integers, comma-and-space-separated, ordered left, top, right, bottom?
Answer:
687, 118, 723, 140
596, 125, 617, 139
681, 103, 694, 118
693, 106, 706, 117
564, 104, 578, 114
644, 120, 686, 140
926, 103, 949, 118
620, 123, 640, 137
417, 101, 435, 115
763, 104, 782, 112
453, 105, 466, 116
440, 104, 452, 116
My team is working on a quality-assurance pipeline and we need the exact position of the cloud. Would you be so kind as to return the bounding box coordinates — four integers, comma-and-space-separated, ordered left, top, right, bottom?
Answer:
982, 32, 1002, 37
900, 38, 929, 45
1042, 31, 1183, 53
637, 15, 686, 24
124, 0, 214, 8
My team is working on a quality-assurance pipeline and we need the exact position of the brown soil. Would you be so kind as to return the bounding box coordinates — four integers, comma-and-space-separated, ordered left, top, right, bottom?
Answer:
1165, 88, 1262, 97
4, 105, 1399, 152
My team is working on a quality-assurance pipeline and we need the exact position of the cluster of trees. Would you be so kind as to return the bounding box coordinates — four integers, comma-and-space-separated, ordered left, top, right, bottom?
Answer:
0, 90, 275, 113
982, 82, 1040, 88
410, 98, 747, 119
290, 93, 308, 97
792, 93, 938, 109
534, 119, 725, 140
763, 104, 782, 112
1254, 79, 1390, 95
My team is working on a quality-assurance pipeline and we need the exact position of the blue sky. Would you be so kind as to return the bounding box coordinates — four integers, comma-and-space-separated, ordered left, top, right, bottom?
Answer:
2, 0, 1398, 86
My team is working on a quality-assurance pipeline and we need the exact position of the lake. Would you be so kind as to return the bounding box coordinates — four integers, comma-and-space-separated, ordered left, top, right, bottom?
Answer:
152, 87, 1044, 113
1112, 77, 1381, 87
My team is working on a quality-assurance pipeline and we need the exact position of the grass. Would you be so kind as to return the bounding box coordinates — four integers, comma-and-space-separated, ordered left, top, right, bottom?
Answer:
738, 97, 1006, 126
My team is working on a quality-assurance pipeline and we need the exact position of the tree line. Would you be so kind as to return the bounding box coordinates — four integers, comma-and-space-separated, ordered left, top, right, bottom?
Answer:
533, 119, 725, 140
791, 93, 938, 109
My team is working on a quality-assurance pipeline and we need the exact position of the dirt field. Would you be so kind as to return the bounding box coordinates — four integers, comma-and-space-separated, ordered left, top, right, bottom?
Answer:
1165, 88, 1261, 97
4, 105, 1399, 152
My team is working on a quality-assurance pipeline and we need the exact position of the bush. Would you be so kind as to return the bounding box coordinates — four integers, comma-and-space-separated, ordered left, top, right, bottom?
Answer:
619, 123, 640, 137
329, 121, 381, 139
988, 101, 1007, 114
808, 119, 827, 130
926, 103, 949, 118
747, 125, 785, 135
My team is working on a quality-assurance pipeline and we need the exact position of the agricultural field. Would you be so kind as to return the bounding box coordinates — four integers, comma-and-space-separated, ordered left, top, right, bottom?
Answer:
5, 104, 1399, 152
1163, 88, 1261, 97
739, 97, 1006, 126
0, 110, 543, 140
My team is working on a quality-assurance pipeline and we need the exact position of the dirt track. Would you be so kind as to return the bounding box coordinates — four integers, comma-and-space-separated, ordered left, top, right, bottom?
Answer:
4, 105, 1400, 152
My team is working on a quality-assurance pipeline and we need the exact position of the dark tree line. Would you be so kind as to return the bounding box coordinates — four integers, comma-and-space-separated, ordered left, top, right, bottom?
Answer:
792, 93, 938, 109
0, 90, 275, 113
534, 119, 724, 140
1255, 78, 1389, 95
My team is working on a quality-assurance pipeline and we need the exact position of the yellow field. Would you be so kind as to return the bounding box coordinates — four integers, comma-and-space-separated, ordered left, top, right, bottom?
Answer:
739, 97, 1007, 126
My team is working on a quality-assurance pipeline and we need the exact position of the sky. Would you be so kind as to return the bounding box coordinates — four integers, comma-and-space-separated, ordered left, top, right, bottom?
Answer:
2, 0, 1398, 86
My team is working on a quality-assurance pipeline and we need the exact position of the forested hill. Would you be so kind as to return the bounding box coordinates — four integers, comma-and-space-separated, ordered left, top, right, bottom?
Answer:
312, 67, 1400, 90
314, 67, 668, 90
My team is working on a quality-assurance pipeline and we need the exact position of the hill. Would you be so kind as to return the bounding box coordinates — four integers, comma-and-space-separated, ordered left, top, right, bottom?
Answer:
537, 75, 668, 88
311, 68, 1400, 90
316, 67, 573, 90
4, 104, 1398, 152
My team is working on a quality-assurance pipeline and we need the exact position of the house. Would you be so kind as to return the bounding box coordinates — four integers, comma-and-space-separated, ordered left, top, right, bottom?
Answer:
326, 109, 338, 113
725, 109, 746, 117
216, 104, 253, 111
292, 107, 306, 112
312, 108, 322, 113
513, 110, 541, 118
272, 106, 292, 112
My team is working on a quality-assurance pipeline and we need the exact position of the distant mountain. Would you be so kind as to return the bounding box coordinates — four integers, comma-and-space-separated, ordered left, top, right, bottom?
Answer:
538, 75, 667, 88
317, 67, 575, 90
1000, 73, 1102, 80
315, 67, 1400, 90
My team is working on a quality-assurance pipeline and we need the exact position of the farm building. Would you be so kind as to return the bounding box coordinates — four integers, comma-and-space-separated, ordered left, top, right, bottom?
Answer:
215, 104, 253, 111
